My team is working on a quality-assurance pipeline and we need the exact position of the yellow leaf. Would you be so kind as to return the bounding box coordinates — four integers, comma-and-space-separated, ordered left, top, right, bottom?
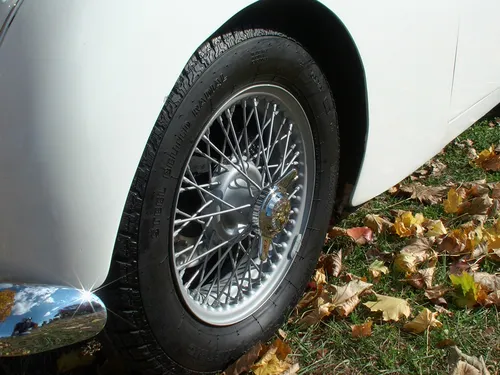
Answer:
424, 220, 447, 237
403, 308, 442, 334
368, 260, 389, 280
251, 346, 292, 375
475, 146, 500, 171
444, 188, 463, 214
313, 268, 326, 287
351, 320, 373, 338
394, 211, 425, 237
450, 272, 483, 308
363, 294, 411, 322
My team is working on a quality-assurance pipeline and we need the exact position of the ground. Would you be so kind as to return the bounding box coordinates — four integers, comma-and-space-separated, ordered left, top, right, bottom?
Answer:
1, 111, 499, 375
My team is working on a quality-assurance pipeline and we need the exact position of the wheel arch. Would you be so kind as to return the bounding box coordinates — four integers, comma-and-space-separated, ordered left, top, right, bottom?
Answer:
215, 0, 369, 218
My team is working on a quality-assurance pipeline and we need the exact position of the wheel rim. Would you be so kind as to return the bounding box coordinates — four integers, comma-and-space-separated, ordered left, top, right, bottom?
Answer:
171, 84, 315, 325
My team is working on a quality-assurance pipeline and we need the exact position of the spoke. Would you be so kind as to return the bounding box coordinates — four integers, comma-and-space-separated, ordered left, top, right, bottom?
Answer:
186, 165, 206, 203
206, 128, 212, 181
281, 151, 300, 177
178, 239, 231, 271
242, 101, 252, 157
253, 99, 273, 186
182, 177, 235, 209
194, 253, 210, 300
174, 241, 206, 258
225, 108, 246, 169
174, 204, 251, 225
218, 115, 245, 169
289, 185, 301, 199
185, 216, 214, 263
194, 148, 229, 173
174, 199, 214, 237
281, 123, 293, 175
202, 136, 260, 189
266, 104, 278, 161
216, 245, 246, 301
180, 181, 220, 192
176, 209, 205, 225
271, 145, 297, 181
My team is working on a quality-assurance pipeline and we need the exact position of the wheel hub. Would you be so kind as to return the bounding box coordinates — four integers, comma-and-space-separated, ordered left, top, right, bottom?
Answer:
209, 159, 261, 241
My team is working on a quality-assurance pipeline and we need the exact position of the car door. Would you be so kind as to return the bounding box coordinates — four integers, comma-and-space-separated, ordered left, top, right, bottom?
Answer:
450, 0, 500, 127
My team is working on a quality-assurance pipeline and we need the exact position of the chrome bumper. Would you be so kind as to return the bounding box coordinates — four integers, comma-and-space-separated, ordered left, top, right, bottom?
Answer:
0, 284, 106, 357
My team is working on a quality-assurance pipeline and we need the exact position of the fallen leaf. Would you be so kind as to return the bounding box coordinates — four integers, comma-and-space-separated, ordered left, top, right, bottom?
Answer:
458, 194, 493, 217
394, 211, 425, 237
450, 259, 480, 275
436, 338, 456, 348
251, 344, 295, 375
444, 188, 463, 214
313, 268, 327, 287
317, 251, 342, 277
394, 238, 437, 273
434, 305, 454, 317
351, 320, 373, 338
475, 146, 500, 171
363, 294, 411, 322
450, 272, 484, 308
449, 346, 491, 375
327, 226, 373, 245
430, 160, 447, 176
368, 260, 389, 281
425, 285, 452, 304
364, 214, 394, 234
298, 280, 373, 325
346, 227, 374, 245
485, 290, 500, 306
472, 272, 500, 292
397, 183, 448, 204
403, 308, 442, 334
223, 342, 262, 375
424, 219, 448, 237
405, 267, 435, 289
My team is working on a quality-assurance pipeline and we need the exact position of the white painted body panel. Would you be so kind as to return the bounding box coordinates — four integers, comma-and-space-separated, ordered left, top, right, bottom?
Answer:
0, 0, 499, 289
0, 0, 256, 289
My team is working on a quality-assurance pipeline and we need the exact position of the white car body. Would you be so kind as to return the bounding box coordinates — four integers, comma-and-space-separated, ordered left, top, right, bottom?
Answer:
0, 0, 499, 292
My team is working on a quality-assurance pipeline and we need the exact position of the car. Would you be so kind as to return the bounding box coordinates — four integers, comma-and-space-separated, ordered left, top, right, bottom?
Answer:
0, 0, 499, 373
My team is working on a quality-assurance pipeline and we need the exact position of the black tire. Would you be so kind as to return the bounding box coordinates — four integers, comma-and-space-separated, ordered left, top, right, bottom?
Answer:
101, 28, 339, 374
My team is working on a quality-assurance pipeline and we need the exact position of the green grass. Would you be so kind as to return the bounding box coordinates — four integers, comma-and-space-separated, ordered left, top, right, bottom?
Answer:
281, 118, 500, 375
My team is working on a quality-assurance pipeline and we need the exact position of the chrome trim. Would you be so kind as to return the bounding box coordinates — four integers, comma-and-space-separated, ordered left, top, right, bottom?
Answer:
0, 0, 24, 48
0, 284, 106, 357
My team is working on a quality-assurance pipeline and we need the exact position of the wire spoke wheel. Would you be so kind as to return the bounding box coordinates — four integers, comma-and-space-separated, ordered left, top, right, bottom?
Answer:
171, 84, 315, 325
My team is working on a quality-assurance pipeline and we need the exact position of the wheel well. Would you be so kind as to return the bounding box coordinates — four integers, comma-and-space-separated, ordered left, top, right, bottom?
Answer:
216, 0, 369, 218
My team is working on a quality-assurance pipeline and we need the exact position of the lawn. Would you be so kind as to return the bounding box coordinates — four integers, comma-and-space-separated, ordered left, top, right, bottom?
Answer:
1, 114, 498, 375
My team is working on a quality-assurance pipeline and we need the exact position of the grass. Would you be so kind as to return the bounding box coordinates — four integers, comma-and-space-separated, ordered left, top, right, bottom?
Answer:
1, 115, 499, 375
282, 117, 500, 375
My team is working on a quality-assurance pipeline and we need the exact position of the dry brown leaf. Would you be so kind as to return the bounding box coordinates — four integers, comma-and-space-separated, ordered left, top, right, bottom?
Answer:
458, 194, 493, 216
472, 272, 500, 292
449, 346, 491, 375
484, 290, 500, 306
394, 211, 425, 237
394, 237, 437, 273
405, 267, 435, 289
351, 320, 373, 338
397, 183, 448, 204
475, 147, 500, 172
317, 251, 342, 277
430, 160, 447, 176
364, 214, 394, 234
450, 259, 480, 275
452, 361, 481, 375
363, 293, 411, 322
330, 279, 373, 317
222, 342, 262, 375
425, 285, 452, 304
434, 305, 454, 317
403, 308, 442, 334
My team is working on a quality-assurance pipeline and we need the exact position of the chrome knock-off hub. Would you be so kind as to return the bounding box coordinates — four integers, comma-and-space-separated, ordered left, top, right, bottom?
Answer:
252, 169, 297, 260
